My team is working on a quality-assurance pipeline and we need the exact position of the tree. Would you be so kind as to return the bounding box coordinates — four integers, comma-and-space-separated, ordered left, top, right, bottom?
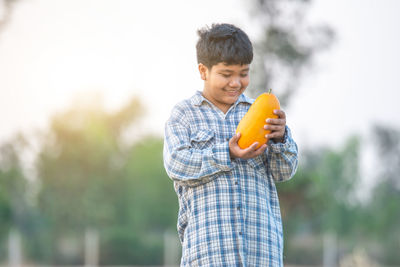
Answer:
277, 136, 361, 264
247, 0, 335, 106
37, 97, 141, 228
34, 95, 178, 264
364, 125, 400, 264
0, 0, 21, 34
100, 136, 178, 265
34, 95, 142, 263
0, 134, 33, 259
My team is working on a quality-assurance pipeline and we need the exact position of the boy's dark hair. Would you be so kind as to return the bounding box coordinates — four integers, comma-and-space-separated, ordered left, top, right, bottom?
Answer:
196, 23, 253, 69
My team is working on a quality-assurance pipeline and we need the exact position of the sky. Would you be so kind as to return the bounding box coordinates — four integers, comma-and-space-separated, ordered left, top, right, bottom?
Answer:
0, 0, 399, 154
289, 0, 400, 148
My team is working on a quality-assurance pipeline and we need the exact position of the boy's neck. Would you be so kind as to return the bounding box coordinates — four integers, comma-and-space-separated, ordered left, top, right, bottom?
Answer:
201, 91, 233, 114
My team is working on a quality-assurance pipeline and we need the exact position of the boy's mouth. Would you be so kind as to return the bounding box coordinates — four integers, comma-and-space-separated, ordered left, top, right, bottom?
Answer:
224, 88, 241, 97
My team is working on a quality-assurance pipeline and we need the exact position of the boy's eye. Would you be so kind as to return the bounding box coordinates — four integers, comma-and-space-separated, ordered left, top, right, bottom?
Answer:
220, 73, 248, 78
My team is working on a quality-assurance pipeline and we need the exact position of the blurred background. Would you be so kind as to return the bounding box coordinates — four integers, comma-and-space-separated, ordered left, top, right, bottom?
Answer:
0, 0, 399, 266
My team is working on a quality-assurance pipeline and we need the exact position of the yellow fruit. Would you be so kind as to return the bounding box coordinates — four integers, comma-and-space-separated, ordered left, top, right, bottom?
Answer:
236, 89, 280, 149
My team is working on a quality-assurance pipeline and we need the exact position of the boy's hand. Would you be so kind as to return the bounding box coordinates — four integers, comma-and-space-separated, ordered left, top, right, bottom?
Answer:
229, 133, 267, 159
264, 109, 286, 143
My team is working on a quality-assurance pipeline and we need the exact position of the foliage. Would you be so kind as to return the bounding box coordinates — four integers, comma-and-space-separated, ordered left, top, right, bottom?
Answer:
29, 97, 178, 264
0, 0, 21, 34
100, 136, 178, 265
2, 119, 399, 265
0, 134, 32, 257
247, 0, 335, 105
364, 125, 400, 264
277, 136, 361, 264
275, 126, 400, 265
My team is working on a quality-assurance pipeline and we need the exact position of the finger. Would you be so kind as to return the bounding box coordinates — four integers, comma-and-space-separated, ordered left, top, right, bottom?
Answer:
266, 131, 285, 140
273, 109, 286, 119
254, 144, 267, 155
229, 132, 240, 144
247, 141, 259, 151
265, 118, 286, 125
264, 124, 284, 131
245, 142, 266, 157
240, 141, 258, 154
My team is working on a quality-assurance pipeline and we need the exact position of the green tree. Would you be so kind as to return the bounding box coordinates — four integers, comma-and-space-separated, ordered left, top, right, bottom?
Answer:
35, 96, 141, 263
101, 137, 178, 265
35, 95, 178, 264
277, 136, 361, 264
0, 134, 32, 259
247, 0, 335, 105
364, 125, 400, 264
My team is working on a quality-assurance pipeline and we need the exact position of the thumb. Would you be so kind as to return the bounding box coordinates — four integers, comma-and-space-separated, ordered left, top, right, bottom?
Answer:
231, 132, 240, 143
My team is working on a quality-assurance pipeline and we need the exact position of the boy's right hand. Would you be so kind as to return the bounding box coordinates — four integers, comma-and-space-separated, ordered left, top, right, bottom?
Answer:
229, 133, 267, 159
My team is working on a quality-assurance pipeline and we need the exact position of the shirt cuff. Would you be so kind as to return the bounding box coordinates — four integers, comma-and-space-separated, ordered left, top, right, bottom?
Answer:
268, 126, 292, 153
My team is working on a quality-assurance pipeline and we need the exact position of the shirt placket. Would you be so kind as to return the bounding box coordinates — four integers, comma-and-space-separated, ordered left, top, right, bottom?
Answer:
224, 111, 247, 267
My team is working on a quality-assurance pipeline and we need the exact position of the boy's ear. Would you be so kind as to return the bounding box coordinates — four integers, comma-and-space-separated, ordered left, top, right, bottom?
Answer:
198, 63, 208, 81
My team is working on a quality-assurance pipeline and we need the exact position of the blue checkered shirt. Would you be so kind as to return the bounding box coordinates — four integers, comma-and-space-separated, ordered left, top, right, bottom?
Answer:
163, 91, 298, 267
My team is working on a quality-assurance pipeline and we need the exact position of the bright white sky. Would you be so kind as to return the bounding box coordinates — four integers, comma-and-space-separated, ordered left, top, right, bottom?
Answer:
0, 0, 399, 152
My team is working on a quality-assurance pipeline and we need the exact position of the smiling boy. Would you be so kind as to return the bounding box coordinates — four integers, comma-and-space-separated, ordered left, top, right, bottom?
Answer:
163, 23, 298, 267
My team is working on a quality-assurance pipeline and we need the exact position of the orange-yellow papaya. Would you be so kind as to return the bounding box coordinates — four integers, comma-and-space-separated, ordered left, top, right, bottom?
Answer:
236, 89, 280, 149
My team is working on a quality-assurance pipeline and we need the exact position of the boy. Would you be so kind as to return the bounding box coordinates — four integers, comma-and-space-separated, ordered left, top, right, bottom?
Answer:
163, 23, 298, 267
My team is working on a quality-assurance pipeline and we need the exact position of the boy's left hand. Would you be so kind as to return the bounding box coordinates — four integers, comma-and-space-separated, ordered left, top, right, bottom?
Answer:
264, 109, 286, 143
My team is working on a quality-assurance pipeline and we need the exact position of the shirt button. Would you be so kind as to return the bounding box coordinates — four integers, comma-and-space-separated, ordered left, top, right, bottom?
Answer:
235, 181, 238, 185
226, 138, 229, 141
239, 232, 242, 235
237, 206, 240, 210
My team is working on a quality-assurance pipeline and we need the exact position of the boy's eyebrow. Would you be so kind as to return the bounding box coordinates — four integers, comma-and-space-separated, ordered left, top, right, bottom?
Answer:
220, 68, 250, 73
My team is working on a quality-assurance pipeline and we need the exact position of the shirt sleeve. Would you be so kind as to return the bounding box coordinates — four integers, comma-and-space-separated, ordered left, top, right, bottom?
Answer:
163, 107, 234, 187
264, 126, 299, 182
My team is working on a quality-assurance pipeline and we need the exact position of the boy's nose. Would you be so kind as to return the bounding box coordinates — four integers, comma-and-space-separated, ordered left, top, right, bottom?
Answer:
229, 78, 241, 88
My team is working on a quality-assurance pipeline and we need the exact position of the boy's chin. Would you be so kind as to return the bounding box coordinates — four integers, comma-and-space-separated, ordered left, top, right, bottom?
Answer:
223, 95, 239, 104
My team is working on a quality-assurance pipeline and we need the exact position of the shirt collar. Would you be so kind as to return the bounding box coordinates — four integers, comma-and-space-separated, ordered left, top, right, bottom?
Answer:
191, 90, 254, 107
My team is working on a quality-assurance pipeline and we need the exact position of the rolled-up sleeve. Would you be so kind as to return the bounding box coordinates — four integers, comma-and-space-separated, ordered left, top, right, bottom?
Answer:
265, 126, 298, 182
163, 107, 233, 187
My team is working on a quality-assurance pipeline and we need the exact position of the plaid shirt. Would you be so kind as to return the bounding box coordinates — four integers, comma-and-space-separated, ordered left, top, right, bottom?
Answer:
163, 91, 298, 267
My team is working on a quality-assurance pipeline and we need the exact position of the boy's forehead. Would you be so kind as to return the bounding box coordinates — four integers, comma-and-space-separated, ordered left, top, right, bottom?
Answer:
214, 62, 250, 71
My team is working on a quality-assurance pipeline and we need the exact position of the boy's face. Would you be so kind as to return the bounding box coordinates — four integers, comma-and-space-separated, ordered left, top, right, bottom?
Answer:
199, 62, 250, 113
